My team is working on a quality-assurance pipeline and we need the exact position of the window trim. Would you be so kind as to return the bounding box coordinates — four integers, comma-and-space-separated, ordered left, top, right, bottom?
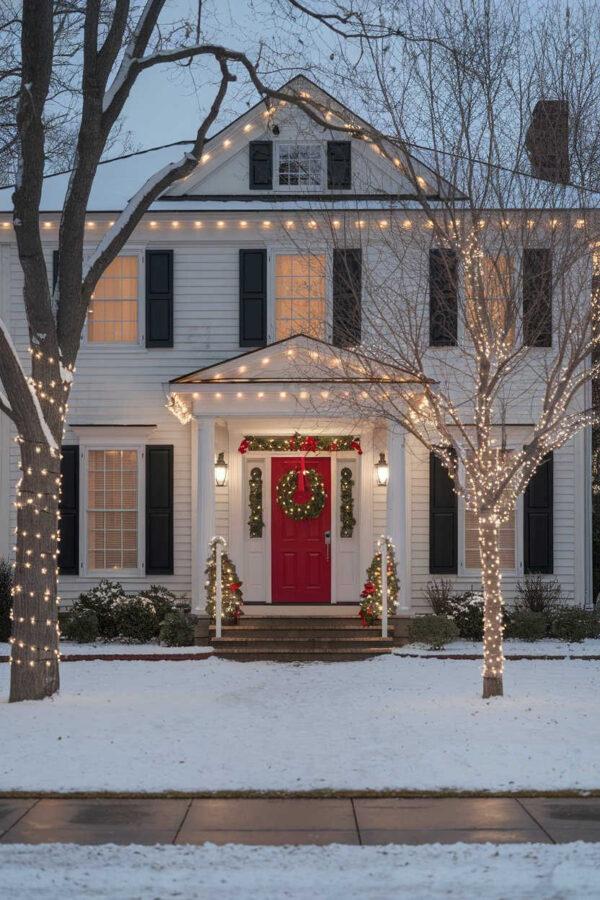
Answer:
275, 141, 325, 191
458, 450, 523, 576
267, 247, 332, 343
80, 443, 146, 578
83, 248, 145, 348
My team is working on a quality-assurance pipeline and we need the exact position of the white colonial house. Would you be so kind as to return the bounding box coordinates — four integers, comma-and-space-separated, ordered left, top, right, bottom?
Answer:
0, 76, 593, 643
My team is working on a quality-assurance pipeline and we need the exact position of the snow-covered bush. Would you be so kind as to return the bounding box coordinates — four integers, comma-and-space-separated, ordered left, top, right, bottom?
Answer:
448, 591, 485, 640
77, 580, 126, 639
0, 558, 12, 642
61, 607, 99, 643
112, 595, 158, 643
137, 584, 177, 622
159, 610, 195, 647
408, 614, 459, 650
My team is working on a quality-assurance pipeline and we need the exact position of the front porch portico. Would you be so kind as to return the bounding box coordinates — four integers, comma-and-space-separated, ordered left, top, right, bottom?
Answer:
169, 336, 418, 615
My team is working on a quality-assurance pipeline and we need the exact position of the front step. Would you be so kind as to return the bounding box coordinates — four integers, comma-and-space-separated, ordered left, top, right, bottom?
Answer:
210, 614, 394, 662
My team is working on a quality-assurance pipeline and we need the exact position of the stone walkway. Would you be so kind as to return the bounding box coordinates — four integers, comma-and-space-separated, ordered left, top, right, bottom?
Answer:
1, 797, 599, 845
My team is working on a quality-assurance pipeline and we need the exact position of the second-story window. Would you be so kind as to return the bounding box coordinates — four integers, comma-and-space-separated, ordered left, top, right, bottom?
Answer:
277, 143, 322, 188
466, 253, 515, 345
88, 256, 139, 343
275, 253, 326, 339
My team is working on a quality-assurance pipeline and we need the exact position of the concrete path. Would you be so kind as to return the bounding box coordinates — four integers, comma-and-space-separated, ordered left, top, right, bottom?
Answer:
1, 797, 600, 845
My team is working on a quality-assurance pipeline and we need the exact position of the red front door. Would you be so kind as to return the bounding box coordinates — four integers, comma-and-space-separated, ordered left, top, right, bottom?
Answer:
271, 456, 331, 603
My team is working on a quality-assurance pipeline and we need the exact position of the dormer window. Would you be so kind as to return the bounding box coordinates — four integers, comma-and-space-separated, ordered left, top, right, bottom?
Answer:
277, 143, 322, 188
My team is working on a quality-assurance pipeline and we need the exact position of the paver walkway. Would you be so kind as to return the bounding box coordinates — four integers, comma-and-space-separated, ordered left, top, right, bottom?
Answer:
1, 797, 600, 845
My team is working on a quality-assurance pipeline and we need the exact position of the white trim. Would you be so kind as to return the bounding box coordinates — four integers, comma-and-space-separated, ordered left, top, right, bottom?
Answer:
79, 442, 145, 579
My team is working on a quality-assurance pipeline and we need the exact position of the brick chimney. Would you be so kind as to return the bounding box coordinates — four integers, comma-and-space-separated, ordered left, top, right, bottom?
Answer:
525, 100, 569, 184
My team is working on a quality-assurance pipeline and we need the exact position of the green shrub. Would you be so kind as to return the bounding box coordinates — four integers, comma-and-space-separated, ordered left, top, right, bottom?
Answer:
78, 580, 125, 639
424, 579, 455, 616
515, 575, 562, 616
61, 607, 99, 643
159, 610, 195, 647
550, 607, 592, 643
586, 609, 600, 639
138, 584, 177, 622
408, 614, 459, 650
0, 559, 12, 642
506, 609, 547, 642
112, 595, 158, 643
449, 591, 484, 640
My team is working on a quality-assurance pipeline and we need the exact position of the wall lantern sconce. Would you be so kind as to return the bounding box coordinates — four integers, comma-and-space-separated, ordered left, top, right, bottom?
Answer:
215, 451, 228, 487
375, 452, 389, 486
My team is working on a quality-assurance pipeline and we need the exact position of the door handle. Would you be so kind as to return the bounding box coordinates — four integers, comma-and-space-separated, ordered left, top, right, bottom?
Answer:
324, 530, 331, 562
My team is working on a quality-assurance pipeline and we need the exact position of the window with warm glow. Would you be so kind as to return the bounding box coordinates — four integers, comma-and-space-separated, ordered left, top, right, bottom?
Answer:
466, 254, 515, 343
277, 143, 322, 187
87, 449, 138, 571
275, 253, 326, 340
88, 256, 138, 343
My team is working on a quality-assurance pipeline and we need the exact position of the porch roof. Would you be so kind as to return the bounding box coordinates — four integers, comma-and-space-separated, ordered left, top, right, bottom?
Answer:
170, 335, 428, 387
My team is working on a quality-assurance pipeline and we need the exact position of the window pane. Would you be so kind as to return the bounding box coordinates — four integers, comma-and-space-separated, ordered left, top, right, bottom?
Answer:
88, 256, 138, 343
466, 253, 515, 344
87, 449, 138, 571
278, 143, 322, 187
464, 450, 515, 570
275, 253, 326, 340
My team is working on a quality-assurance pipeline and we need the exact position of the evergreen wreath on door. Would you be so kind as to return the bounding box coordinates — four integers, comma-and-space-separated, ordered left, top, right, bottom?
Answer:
276, 465, 327, 520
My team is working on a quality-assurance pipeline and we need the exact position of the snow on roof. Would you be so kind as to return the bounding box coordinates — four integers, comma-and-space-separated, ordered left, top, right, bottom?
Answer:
0, 142, 196, 213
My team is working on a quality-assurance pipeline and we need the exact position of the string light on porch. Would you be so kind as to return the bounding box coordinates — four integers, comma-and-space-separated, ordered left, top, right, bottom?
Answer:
165, 394, 192, 425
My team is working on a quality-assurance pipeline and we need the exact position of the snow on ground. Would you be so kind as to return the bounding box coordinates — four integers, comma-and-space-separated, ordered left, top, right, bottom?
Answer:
398, 639, 600, 656
0, 656, 598, 792
0, 642, 212, 657
2, 842, 600, 900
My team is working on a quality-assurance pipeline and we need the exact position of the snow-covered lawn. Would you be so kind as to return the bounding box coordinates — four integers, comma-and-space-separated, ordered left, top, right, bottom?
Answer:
2, 842, 600, 900
398, 639, 600, 657
0, 642, 212, 657
0, 656, 598, 792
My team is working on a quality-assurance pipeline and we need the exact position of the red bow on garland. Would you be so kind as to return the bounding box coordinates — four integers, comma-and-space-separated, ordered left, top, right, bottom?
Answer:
360, 580, 375, 598
351, 440, 363, 456
300, 435, 318, 453
238, 438, 250, 454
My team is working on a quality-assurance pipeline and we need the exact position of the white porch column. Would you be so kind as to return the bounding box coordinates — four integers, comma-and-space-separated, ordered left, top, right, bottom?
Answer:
386, 424, 410, 612
191, 415, 216, 613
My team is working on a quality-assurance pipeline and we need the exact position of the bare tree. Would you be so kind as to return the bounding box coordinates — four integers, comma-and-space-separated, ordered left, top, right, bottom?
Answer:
282, 0, 600, 697
1, 0, 371, 702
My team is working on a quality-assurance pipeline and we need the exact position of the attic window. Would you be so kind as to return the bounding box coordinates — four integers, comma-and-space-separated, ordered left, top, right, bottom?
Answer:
277, 143, 322, 188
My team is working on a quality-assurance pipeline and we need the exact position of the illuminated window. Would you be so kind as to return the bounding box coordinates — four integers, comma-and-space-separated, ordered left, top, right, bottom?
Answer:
275, 254, 326, 340
87, 449, 138, 571
88, 256, 138, 343
466, 254, 515, 344
278, 143, 322, 187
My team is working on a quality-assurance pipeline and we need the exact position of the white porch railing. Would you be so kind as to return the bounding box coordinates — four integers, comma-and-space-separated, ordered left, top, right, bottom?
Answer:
379, 535, 388, 639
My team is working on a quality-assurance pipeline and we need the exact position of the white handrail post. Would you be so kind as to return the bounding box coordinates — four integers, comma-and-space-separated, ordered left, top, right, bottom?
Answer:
381, 535, 388, 639
215, 539, 223, 639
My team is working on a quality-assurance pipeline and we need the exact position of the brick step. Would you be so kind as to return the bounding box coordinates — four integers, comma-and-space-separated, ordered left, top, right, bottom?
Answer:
224, 617, 369, 630
212, 636, 395, 651
211, 626, 391, 639
213, 647, 393, 662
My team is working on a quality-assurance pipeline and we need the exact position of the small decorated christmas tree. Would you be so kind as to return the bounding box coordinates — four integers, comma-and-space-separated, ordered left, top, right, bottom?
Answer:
205, 537, 243, 623
359, 538, 399, 626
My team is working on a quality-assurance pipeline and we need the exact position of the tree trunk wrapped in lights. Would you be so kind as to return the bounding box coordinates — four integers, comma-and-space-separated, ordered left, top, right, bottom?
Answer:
479, 513, 505, 698
204, 538, 243, 624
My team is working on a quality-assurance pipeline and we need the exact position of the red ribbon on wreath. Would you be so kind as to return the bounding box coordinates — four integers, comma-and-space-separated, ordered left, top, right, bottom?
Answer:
296, 455, 307, 497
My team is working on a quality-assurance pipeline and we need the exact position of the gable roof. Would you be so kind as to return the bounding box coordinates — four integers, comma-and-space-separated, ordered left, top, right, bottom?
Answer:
170, 334, 425, 385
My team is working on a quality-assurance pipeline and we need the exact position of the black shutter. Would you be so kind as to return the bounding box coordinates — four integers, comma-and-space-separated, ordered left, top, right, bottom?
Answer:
239, 249, 267, 347
249, 141, 273, 189
58, 446, 78, 575
429, 451, 457, 574
146, 445, 174, 575
524, 453, 553, 573
523, 248, 552, 347
52, 250, 59, 290
332, 248, 362, 347
146, 249, 173, 348
327, 141, 352, 189
429, 249, 458, 346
